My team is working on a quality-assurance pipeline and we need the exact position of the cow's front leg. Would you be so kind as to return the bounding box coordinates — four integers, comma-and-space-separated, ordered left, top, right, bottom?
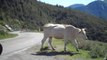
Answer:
74, 39, 79, 51
70, 39, 79, 52
48, 37, 55, 50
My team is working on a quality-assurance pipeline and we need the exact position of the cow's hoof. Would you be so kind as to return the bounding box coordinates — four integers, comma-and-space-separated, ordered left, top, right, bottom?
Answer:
64, 50, 67, 52
52, 48, 55, 50
76, 49, 79, 52
40, 48, 43, 51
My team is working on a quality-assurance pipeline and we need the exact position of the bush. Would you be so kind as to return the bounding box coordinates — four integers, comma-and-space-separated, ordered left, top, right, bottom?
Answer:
0, 31, 17, 39
0, 31, 7, 35
89, 45, 105, 58
80, 40, 107, 58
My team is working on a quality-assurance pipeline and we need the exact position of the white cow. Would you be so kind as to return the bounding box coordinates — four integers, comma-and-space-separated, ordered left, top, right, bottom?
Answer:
40, 23, 88, 51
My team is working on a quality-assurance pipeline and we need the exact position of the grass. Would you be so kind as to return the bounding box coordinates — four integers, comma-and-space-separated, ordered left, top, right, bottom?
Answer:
43, 38, 107, 60
0, 33, 17, 40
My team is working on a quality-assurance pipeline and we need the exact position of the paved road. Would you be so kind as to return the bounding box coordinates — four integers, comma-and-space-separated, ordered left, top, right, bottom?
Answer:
0, 32, 70, 60
0, 32, 43, 60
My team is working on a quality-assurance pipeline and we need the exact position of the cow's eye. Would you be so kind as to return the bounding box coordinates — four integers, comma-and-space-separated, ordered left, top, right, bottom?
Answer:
78, 32, 80, 34
79, 31, 82, 34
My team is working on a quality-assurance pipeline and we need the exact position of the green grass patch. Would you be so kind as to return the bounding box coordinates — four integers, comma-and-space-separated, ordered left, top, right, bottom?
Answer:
0, 32, 17, 40
43, 38, 107, 60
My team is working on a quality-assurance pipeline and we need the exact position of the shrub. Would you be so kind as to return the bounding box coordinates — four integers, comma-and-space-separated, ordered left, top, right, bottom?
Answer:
89, 45, 105, 58
0, 31, 7, 35
80, 40, 107, 58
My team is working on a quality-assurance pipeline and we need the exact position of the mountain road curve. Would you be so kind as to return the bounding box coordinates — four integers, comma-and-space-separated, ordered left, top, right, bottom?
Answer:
0, 32, 70, 60
0, 31, 43, 55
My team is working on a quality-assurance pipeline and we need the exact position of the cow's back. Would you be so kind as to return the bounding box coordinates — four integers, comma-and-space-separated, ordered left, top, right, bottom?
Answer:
43, 23, 65, 39
52, 24, 65, 39
43, 24, 55, 37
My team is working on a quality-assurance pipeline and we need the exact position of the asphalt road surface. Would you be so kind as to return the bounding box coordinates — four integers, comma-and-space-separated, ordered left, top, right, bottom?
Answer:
0, 31, 71, 60
0, 31, 43, 55
0, 31, 43, 60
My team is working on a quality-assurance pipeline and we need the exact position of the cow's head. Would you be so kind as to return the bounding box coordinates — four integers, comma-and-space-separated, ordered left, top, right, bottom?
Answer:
78, 28, 88, 40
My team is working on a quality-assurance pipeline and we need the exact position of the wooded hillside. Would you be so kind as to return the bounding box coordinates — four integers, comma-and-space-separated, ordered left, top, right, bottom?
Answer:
0, 0, 107, 42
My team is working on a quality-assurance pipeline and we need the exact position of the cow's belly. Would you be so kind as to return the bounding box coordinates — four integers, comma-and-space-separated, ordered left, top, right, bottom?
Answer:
53, 33, 63, 39
51, 28, 64, 39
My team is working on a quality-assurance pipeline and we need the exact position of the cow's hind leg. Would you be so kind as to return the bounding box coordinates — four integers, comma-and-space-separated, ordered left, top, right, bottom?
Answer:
40, 37, 47, 51
48, 37, 55, 50
64, 40, 68, 52
64, 42, 67, 52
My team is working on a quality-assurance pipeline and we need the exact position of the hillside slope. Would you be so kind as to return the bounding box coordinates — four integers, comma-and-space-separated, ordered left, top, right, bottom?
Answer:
0, 0, 107, 42
68, 4, 85, 8
68, 1, 107, 20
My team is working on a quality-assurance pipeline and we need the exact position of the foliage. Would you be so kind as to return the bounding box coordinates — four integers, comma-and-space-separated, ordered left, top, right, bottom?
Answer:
0, 0, 107, 42
80, 40, 107, 58
0, 31, 17, 39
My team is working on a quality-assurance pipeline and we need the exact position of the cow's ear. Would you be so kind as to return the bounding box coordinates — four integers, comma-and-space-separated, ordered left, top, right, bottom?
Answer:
82, 28, 86, 31
79, 29, 82, 33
